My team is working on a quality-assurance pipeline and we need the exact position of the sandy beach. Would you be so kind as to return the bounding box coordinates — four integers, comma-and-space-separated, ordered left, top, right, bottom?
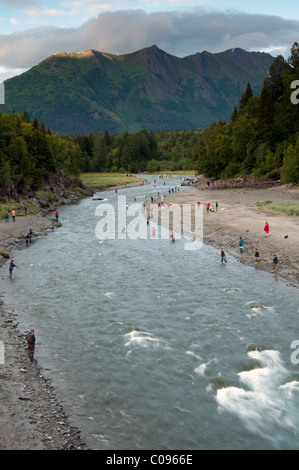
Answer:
146, 183, 299, 288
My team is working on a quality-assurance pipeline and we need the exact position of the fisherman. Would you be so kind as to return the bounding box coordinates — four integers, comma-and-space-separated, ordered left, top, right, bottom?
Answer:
239, 237, 244, 253
272, 254, 278, 272
9, 259, 18, 279
25, 229, 33, 245
218, 248, 227, 263
26, 329, 36, 363
55, 210, 59, 222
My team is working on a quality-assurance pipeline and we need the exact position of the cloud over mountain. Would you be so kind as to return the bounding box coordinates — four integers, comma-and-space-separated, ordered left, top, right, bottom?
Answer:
0, 9, 298, 80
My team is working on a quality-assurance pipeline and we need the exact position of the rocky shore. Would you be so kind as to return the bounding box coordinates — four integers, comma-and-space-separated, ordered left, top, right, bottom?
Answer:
0, 298, 87, 450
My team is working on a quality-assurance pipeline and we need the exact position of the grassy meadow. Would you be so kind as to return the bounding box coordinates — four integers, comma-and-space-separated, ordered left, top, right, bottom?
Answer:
255, 200, 299, 216
80, 173, 146, 190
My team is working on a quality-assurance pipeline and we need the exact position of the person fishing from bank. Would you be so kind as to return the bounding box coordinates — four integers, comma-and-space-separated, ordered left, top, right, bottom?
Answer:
239, 237, 244, 253
26, 329, 36, 363
25, 229, 33, 245
272, 254, 278, 272
9, 259, 18, 279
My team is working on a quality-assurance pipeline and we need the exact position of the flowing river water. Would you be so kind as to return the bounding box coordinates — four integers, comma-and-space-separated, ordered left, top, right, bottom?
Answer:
1, 175, 299, 450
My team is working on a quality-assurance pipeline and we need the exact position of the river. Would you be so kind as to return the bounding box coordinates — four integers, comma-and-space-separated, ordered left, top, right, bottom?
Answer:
1, 174, 299, 450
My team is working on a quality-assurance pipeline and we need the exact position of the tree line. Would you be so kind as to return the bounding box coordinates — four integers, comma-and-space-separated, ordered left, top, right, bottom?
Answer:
73, 128, 200, 174
194, 42, 299, 184
0, 112, 201, 191
0, 112, 87, 190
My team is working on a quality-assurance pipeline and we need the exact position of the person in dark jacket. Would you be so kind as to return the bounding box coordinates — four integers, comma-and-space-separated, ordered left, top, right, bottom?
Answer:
9, 260, 18, 279
26, 329, 36, 363
272, 255, 278, 272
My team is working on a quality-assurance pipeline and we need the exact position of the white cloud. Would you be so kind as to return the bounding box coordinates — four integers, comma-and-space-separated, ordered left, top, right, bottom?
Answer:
0, 65, 26, 82
0, 9, 297, 79
0, 0, 40, 5
23, 6, 65, 16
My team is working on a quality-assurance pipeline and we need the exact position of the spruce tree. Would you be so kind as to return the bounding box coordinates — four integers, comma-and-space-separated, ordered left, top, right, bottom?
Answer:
239, 83, 253, 109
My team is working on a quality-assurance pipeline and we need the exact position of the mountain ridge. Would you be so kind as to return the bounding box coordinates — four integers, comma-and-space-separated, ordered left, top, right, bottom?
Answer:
1, 45, 274, 136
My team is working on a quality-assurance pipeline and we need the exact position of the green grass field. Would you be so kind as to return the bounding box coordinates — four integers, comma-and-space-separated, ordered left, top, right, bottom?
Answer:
80, 173, 146, 190
256, 200, 299, 216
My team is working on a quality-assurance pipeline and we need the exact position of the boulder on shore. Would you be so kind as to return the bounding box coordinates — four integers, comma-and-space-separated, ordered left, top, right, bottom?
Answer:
0, 250, 10, 259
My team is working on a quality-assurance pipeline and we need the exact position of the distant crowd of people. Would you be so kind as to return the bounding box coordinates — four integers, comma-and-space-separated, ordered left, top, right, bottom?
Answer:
222, 221, 278, 272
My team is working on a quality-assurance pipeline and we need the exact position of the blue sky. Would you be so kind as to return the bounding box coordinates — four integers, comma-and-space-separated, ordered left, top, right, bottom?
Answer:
0, 0, 299, 80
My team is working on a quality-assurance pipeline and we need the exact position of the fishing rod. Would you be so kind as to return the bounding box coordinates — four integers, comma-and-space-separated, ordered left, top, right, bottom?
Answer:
34, 310, 67, 337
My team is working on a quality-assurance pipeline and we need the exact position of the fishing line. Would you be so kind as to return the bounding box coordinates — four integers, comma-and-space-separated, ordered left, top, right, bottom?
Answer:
35, 310, 67, 336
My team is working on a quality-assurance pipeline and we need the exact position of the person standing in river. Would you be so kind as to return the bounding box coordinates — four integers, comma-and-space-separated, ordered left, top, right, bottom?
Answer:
9, 259, 18, 279
218, 248, 227, 263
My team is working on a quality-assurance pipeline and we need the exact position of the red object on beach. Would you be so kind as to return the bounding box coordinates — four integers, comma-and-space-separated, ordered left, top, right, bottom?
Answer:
264, 222, 269, 236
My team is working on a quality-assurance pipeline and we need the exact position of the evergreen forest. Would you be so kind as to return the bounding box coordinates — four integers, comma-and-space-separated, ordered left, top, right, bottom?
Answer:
194, 43, 299, 184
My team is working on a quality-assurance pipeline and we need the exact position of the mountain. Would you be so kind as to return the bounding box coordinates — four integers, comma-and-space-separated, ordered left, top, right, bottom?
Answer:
1, 45, 274, 136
